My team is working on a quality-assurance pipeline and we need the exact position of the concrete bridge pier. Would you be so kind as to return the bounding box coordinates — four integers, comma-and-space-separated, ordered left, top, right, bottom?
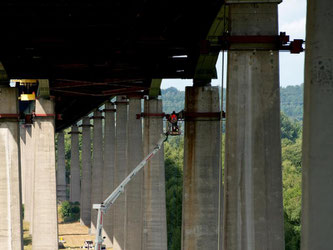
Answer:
32, 97, 58, 250
126, 96, 143, 250
70, 125, 81, 203
301, 1, 333, 249
102, 102, 116, 247
24, 125, 34, 227
0, 86, 23, 250
20, 125, 26, 206
91, 110, 104, 234
80, 117, 92, 227
182, 85, 221, 250
223, 3, 284, 250
113, 96, 128, 250
57, 131, 67, 201
142, 97, 168, 250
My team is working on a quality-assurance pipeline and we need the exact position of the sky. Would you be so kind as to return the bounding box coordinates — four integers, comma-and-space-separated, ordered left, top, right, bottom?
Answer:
161, 0, 307, 90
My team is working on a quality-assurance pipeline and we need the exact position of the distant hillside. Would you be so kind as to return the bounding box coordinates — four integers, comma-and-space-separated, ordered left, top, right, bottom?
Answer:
162, 84, 304, 121
280, 84, 303, 121
161, 87, 185, 114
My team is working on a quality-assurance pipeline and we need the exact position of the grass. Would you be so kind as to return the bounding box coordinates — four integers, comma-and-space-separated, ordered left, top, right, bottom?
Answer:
23, 221, 32, 250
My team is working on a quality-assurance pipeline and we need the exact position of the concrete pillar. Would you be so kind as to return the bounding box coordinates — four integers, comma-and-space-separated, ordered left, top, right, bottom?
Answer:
102, 102, 116, 247
113, 96, 128, 250
80, 117, 92, 227
90, 110, 104, 234
28, 124, 35, 235
223, 3, 284, 250
32, 98, 58, 250
142, 98, 167, 250
126, 97, 143, 250
182, 86, 221, 250
25, 125, 34, 226
20, 125, 26, 205
0, 87, 23, 250
301, 1, 333, 249
57, 131, 67, 201
70, 125, 81, 203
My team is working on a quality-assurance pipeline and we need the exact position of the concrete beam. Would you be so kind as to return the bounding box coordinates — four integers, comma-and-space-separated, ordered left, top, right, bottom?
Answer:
182, 86, 221, 250
91, 110, 104, 234
142, 98, 167, 250
57, 132, 67, 202
301, 1, 333, 249
32, 97, 58, 250
102, 102, 116, 247
113, 96, 128, 250
70, 126, 81, 203
0, 87, 23, 250
126, 97, 143, 250
223, 3, 284, 250
80, 117, 92, 227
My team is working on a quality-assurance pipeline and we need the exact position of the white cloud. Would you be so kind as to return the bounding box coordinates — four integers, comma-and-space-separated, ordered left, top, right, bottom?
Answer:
279, 0, 307, 24
280, 17, 306, 40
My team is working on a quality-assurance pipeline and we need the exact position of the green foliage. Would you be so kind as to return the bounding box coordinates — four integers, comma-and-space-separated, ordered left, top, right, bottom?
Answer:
280, 116, 302, 250
282, 137, 302, 170
165, 137, 183, 250
281, 112, 302, 142
60, 201, 80, 223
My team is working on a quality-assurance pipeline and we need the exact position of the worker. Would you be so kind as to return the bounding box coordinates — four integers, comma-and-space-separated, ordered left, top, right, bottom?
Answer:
170, 111, 178, 132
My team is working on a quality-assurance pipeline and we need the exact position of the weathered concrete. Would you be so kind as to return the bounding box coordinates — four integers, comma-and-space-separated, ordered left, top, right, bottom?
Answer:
142, 98, 167, 250
28, 124, 35, 235
32, 97, 58, 250
301, 1, 333, 249
70, 125, 81, 203
20, 125, 26, 205
126, 97, 143, 250
0, 87, 23, 250
223, 3, 284, 250
113, 96, 128, 250
57, 131, 67, 201
90, 110, 104, 234
24, 125, 34, 226
102, 102, 116, 247
80, 117, 92, 227
182, 86, 221, 250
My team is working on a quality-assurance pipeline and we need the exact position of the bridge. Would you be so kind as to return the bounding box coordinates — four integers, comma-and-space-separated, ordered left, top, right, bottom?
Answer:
0, 0, 332, 250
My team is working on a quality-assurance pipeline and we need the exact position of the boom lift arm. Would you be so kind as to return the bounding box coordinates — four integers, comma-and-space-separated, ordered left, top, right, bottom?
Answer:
93, 132, 168, 250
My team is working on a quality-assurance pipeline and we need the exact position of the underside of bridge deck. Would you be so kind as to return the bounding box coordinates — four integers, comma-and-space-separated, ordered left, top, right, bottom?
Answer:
0, 0, 224, 130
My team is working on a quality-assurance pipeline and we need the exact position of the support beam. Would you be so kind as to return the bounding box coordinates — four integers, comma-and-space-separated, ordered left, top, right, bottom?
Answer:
32, 97, 58, 250
80, 117, 92, 227
113, 96, 128, 250
0, 86, 23, 250
57, 131, 67, 201
70, 125, 81, 203
223, 3, 284, 250
102, 102, 116, 247
142, 98, 167, 250
182, 86, 221, 250
126, 97, 143, 250
301, 1, 333, 249
91, 110, 104, 234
